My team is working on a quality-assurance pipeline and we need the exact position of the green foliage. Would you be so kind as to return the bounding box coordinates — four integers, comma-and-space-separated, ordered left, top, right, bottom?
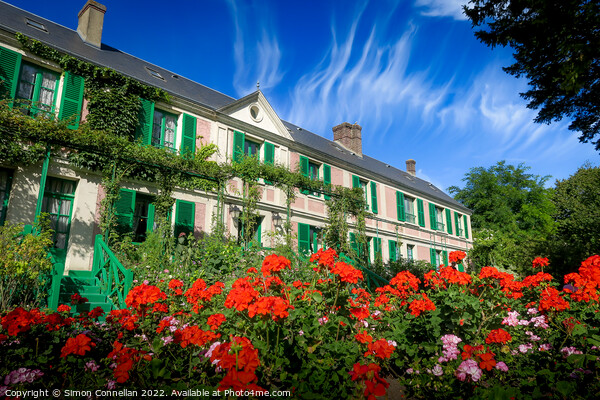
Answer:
0, 219, 53, 310
323, 186, 365, 254
388, 257, 432, 281
449, 161, 556, 275
464, 0, 600, 151
549, 163, 600, 275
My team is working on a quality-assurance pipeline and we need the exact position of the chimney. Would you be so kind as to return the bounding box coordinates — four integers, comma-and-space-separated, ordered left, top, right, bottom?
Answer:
77, 0, 107, 48
406, 159, 416, 176
333, 122, 362, 157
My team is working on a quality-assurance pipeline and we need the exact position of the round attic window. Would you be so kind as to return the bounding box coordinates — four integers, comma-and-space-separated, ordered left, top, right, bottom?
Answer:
249, 104, 263, 122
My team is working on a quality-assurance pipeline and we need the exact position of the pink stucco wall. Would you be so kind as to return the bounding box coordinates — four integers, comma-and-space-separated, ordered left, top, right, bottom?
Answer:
307, 198, 325, 215
385, 187, 395, 219
194, 202, 206, 236
266, 188, 275, 202
81, 98, 89, 123
92, 184, 105, 239
290, 152, 300, 172
291, 196, 305, 210
417, 245, 430, 261
196, 119, 211, 147
331, 166, 344, 187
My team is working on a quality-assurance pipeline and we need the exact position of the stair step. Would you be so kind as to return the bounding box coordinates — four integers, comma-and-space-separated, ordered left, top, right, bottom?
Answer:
74, 302, 114, 314
61, 284, 102, 294
61, 276, 98, 287
59, 293, 107, 303
68, 270, 94, 278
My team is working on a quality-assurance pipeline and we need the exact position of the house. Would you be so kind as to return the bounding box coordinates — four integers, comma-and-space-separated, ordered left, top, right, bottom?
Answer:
0, 0, 472, 273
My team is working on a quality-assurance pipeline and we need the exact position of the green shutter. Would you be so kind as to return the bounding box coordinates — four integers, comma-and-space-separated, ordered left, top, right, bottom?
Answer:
464, 215, 469, 239
299, 155, 309, 177
263, 142, 275, 185
115, 189, 136, 235
374, 237, 382, 258
147, 204, 155, 233
256, 218, 262, 246
0, 45, 22, 104
457, 263, 465, 272
388, 240, 397, 262
349, 232, 359, 258
352, 175, 360, 189
396, 191, 405, 221
135, 98, 154, 145
174, 200, 195, 238
323, 164, 331, 200
58, 71, 84, 129
445, 209, 453, 234
455, 211, 460, 236
366, 239, 372, 265
430, 248, 437, 267
429, 203, 437, 230
442, 250, 448, 266
370, 181, 378, 214
181, 113, 197, 158
233, 130, 245, 162
417, 199, 425, 227
299, 155, 309, 194
264, 142, 275, 165
298, 222, 310, 255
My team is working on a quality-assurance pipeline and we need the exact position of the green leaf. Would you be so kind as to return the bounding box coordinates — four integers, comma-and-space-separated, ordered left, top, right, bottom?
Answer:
556, 381, 575, 397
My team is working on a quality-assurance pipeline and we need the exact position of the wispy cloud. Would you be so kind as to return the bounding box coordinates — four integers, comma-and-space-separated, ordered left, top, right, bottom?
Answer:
414, 0, 468, 20
226, 0, 284, 95
283, 13, 447, 147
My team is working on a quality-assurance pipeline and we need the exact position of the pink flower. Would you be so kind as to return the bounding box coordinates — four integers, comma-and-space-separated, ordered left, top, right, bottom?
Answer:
318, 316, 329, 325
525, 331, 541, 341
429, 364, 443, 376
85, 360, 99, 372
495, 361, 509, 372
527, 308, 538, 315
530, 315, 549, 329
539, 343, 552, 351
456, 359, 482, 382
502, 311, 520, 327
519, 343, 534, 353
561, 347, 583, 358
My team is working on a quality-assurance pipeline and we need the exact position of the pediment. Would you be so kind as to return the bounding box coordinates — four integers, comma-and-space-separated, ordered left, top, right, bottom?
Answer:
217, 91, 293, 140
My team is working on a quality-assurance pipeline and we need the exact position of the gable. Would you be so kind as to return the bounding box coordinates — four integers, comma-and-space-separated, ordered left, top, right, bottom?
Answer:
218, 91, 292, 140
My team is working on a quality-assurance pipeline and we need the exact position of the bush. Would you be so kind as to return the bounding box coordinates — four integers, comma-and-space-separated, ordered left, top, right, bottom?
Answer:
0, 219, 53, 311
1, 251, 599, 399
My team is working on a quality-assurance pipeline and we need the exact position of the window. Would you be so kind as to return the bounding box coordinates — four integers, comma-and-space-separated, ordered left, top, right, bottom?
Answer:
373, 237, 382, 262
407, 245, 414, 261
404, 195, 415, 224
298, 223, 320, 255
0, 169, 13, 225
42, 178, 76, 250
349, 232, 372, 265
175, 200, 196, 239
454, 211, 468, 238
238, 215, 263, 247
115, 189, 156, 242
352, 175, 371, 210
152, 110, 177, 150
428, 203, 445, 231
245, 139, 260, 157
300, 156, 321, 196
430, 248, 448, 268
133, 194, 154, 242
16, 63, 59, 117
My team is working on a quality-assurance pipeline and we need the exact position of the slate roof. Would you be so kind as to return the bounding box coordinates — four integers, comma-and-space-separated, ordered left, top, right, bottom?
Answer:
0, 1, 470, 213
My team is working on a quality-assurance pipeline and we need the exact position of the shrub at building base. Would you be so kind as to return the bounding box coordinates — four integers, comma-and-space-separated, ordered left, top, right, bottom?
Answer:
1, 251, 599, 399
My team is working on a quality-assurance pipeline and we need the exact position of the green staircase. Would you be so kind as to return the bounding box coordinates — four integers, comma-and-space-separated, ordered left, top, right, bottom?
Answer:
47, 234, 132, 317
58, 270, 114, 315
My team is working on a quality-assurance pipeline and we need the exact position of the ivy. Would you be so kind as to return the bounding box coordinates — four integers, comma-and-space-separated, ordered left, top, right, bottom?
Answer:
7, 33, 373, 253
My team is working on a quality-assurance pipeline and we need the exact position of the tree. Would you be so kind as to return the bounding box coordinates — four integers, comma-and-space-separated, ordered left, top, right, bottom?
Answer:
463, 1, 600, 150
448, 161, 555, 275
550, 163, 600, 274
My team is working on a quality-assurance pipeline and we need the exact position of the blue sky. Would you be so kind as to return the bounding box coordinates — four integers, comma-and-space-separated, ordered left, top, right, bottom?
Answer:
7, 0, 598, 192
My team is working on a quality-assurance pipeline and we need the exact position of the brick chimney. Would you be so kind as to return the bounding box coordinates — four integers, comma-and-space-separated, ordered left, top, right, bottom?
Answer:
406, 159, 416, 176
77, 0, 106, 48
333, 122, 362, 157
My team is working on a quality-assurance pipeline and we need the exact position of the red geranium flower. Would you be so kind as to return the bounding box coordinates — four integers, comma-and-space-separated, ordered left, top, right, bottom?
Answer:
125, 284, 167, 309
364, 339, 395, 359
261, 254, 291, 277
485, 328, 512, 344
60, 333, 95, 358
207, 313, 226, 331
532, 257, 549, 269
355, 330, 373, 344
331, 261, 363, 284
408, 293, 436, 316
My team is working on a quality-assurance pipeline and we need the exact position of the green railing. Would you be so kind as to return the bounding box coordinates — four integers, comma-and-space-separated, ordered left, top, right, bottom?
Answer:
92, 234, 132, 309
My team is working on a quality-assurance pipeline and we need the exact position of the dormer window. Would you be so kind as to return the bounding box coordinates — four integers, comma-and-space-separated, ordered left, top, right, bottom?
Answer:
146, 67, 164, 81
26, 18, 47, 32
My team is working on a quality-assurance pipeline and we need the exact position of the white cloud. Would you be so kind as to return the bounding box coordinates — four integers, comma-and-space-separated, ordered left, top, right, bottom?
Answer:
226, 0, 284, 95
283, 16, 447, 147
414, 0, 468, 20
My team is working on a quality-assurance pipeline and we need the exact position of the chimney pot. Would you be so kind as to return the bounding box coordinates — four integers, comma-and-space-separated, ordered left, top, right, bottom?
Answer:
333, 122, 362, 157
406, 159, 416, 176
77, 0, 107, 48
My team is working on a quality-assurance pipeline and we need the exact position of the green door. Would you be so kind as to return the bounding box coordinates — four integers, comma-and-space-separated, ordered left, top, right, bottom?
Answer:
41, 177, 76, 264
